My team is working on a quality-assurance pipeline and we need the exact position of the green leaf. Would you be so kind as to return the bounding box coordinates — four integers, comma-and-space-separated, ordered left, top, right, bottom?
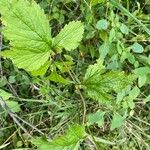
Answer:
96, 19, 109, 30
47, 71, 71, 84
90, 0, 105, 6
0, 89, 20, 113
99, 41, 110, 59
110, 0, 150, 36
8, 76, 16, 84
6, 101, 21, 113
131, 43, 144, 53
53, 21, 84, 51
93, 136, 116, 145
88, 111, 105, 127
120, 24, 129, 35
145, 95, 150, 103
83, 60, 134, 102
31, 125, 86, 150
133, 67, 150, 76
123, 86, 140, 109
31, 61, 50, 76
138, 75, 147, 87
0, 0, 51, 71
128, 86, 140, 100
110, 113, 124, 130
0, 89, 12, 100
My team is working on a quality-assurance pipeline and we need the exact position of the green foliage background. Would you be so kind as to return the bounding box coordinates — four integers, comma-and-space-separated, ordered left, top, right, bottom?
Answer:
0, 0, 150, 149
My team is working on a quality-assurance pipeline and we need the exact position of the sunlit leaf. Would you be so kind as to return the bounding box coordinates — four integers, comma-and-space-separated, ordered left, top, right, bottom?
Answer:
83, 60, 134, 102
32, 125, 86, 150
53, 21, 84, 51
110, 113, 124, 130
0, 0, 51, 71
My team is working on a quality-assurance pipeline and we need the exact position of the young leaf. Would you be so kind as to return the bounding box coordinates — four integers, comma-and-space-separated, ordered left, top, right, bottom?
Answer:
131, 43, 144, 53
138, 75, 147, 87
47, 71, 71, 85
88, 111, 106, 127
32, 124, 86, 150
0, 89, 20, 113
53, 21, 84, 51
0, 0, 51, 71
120, 24, 129, 35
110, 113, 124, 130
99, 41, 110, 59
96, 19, 109, 30
6, 101, 21, 113
83, 60, 134, 102
133, 67, 150, 76
0, 89, 12, 100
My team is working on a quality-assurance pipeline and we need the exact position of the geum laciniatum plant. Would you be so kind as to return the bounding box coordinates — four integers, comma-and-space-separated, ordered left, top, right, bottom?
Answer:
0, 0, 135, 149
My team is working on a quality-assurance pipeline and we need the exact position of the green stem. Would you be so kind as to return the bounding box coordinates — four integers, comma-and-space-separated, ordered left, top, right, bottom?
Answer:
109, 0, 150, 36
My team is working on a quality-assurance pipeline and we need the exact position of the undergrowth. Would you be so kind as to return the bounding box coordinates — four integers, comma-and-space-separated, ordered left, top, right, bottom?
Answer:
0, 0, 150, 149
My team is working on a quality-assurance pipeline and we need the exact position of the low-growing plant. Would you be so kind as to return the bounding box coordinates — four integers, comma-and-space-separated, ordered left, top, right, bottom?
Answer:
0, 0, 150, 149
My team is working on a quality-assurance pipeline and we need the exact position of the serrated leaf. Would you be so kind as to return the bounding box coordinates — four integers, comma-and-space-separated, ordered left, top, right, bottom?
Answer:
31, 61, 50, 76
83, 60, 134, 102
31, 125, 86, 150
53, 21, 84, 51
0, 0, 51, 71
2, 50, 50, 72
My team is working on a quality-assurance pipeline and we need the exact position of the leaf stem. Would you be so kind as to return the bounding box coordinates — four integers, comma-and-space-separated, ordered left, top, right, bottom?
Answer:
60, 57, 86, 124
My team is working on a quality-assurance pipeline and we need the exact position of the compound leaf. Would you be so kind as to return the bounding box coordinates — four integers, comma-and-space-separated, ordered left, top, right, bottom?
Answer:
0, 0, 51, 71
32, 124, 86, 150
83, 60, 134, 102
53, 21, 84, 51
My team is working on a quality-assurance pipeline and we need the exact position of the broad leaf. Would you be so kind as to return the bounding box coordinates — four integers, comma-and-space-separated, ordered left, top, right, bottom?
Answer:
47, 71, 71, 84
0, 0, 51, 71
53, 21, 84, 51
0, 89, 20, 113
138, 75, 147, 87
31, 61, 50, 76
96, 19, 109, 30
131, 43, 144, 53
110, 113, 124, 130
120, 23, 129, 35
88, 111, 106, 127
99, 41, 110, 59
133, 67, 150, 76
0, 89, 12, 100
32, 124, 86, 150
90, 0, 105, 6
6, 100, 21, 113
83, 60, 134, 102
